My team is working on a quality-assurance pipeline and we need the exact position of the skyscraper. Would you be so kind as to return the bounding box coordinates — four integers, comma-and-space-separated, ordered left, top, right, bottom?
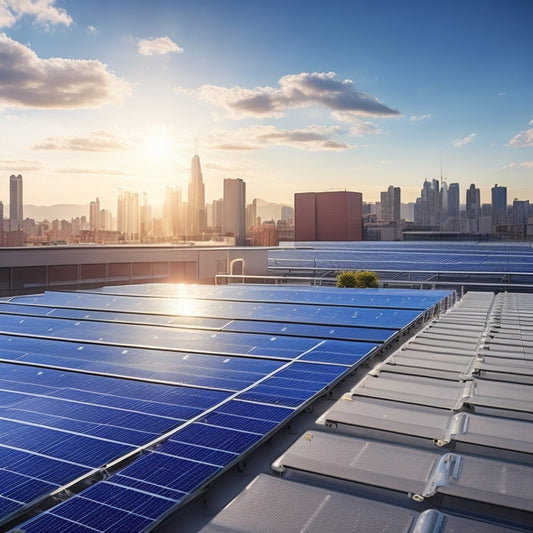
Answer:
9, 174, 23, 231
187, 154, 206, 237
491, 184, 507, 227
380, 185, 401, 222
466, 184, 481, 220
117, 190, 139, 241
447, 183, 460, 219
414, 179, 440, 226
89, 197, 101, 231
223, 178, 246, 246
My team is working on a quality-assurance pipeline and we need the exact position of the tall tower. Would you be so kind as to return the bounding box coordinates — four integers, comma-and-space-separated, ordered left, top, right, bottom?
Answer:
223, 178, 246, 246
447, 183, 460, 219
187, 154, 206, 237
9, 174, 23, 231
89, 197, 101, 231
491, 184, 507, 227
466, 183, 481, 220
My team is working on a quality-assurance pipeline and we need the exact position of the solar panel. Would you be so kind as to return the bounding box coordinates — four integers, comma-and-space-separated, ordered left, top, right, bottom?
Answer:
2, 283, 451, 532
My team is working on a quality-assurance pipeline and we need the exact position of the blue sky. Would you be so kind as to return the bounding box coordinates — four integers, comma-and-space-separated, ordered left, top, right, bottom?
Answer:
0, 0, 532, 212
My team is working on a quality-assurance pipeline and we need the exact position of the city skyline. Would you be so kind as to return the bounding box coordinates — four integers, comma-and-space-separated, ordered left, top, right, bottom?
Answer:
0, 1, 532, 210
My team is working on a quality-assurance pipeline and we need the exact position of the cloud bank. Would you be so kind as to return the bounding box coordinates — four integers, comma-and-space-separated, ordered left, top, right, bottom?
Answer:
0, 34, 131, 109
138, 36, 183, 56
0, 0, 72, 28
206, 124, 352, 151
33, 131, 132, 152
198, 72, 399, 120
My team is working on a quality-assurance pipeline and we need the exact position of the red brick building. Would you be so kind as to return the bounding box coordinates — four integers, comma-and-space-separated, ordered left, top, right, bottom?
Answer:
294, 191, 363, 241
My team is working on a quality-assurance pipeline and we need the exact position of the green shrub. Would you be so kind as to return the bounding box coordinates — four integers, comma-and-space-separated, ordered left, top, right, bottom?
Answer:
336, 270, 379, 288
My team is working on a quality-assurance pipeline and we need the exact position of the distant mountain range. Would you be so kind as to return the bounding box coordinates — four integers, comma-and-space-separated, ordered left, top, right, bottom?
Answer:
21, 199, 292, 223
254, 198, 292, 222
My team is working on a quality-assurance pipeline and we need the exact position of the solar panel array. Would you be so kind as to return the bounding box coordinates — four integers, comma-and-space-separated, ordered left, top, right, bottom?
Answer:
0, 284, 453, 532
202, 291, 533, 532
270, 241, 533, 274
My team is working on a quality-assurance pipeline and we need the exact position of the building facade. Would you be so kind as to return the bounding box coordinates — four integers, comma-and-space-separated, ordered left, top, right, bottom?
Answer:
294, 191, 363, 241
187, 154, 206, 237
223, 178, 246, 246
9, 174, 23, 231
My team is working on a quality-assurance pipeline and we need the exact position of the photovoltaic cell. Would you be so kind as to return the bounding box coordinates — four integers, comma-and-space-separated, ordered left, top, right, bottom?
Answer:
4, 283, 450, 533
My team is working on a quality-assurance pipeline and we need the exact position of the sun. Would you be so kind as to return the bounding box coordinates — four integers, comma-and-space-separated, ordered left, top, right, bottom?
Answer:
144, 132, 175, 160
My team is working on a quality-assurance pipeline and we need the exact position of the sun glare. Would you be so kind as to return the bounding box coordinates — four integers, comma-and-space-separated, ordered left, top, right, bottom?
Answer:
145, 133, 175, 160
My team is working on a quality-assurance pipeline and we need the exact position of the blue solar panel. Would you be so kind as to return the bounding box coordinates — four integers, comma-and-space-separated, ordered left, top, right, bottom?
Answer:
0, 339, 285, 391
0, 314, 323, 359
300, 339, 377, 366
1, 469, 57, 503
216, 399, 294, 422
38, 495, 153, 533
156, 440, 237, 466
171, 423, 263, 454
115, 453, 222, 494
1, 447, 89, 484
5, 283, 451, 532
223, 319, 397, 342
82, 481, 176, 520
15, 513, 97, 533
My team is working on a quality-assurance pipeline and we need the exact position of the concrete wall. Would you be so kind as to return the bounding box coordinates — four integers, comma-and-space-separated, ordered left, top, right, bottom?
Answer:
0, 245, 269, 296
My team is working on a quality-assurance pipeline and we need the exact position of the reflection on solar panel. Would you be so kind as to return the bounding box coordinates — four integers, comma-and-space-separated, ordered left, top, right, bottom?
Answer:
1, 284, 452, 532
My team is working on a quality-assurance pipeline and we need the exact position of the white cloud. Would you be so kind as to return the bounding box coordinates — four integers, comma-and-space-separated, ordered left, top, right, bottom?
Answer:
33, 130, 133, 152
507, 127, 533, 147
452, 132, 476, 147
0, 0, 72, 28
0, 34, 131, 109
86, 25, 97, 35
198, 72, 399, 120
138, 36, 183, 56
410, 113, 433, 121
502, 161, 533, 169
0, 158, 40, 170
205, 124, 353, 151
348, 120, 382, 136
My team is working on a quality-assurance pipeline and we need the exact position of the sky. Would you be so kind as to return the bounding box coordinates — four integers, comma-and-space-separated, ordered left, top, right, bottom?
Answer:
0, 0, 532, 213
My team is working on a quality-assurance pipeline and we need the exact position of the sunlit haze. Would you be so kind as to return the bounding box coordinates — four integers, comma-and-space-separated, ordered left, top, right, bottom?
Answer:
0, 0, 532, 213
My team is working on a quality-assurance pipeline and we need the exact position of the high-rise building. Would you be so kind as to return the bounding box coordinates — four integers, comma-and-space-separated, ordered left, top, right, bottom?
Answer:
281, 205, 294, 224
246, 199, 258, 232
187, 154, 206, 237
414, 179, 440, 226
491, 184, 507, 227
89, 197, 101, 231
512, 199, 529, 225
163, 186, 184, 238
140, 192, 152, 240
9, 174, 23, 231
223, 178, 246, 246
447, 183, 460, 219
466, 184, 481, 220
294, 191, 362, 241
117, 190, 140, 241
380, 185, 401, 222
